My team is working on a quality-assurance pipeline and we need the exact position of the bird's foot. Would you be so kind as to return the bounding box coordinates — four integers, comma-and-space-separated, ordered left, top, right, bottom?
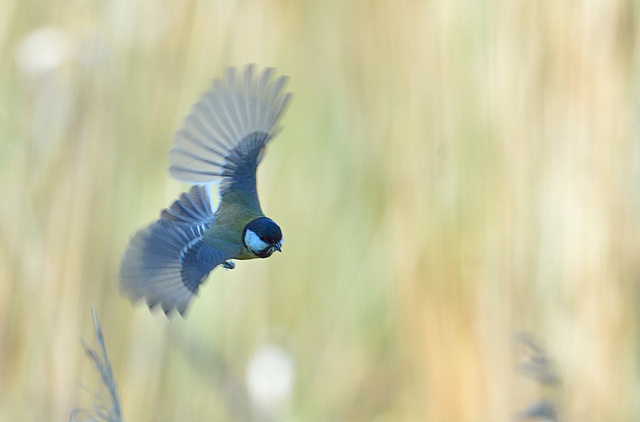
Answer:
221, 260, 235, 270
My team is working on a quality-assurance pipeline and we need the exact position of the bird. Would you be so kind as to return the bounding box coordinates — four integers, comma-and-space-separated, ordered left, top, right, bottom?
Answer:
119, 65, 292, 316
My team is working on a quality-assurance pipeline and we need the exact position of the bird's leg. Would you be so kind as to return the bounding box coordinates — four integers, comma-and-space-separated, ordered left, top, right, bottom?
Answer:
221, 260, 235, 270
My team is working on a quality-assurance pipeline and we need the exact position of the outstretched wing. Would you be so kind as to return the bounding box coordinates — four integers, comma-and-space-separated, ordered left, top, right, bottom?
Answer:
119, 186, 231, 316
168, 65, 291, 209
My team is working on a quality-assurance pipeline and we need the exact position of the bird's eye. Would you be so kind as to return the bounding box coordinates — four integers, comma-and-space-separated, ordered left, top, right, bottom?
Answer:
259, 235, 265, 241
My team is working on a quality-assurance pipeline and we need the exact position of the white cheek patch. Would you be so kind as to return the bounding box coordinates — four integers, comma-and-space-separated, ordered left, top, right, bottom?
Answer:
245, 229, 269, 253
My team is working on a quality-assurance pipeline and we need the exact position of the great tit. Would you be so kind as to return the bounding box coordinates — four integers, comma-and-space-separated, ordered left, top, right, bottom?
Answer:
119, 65, 291, 315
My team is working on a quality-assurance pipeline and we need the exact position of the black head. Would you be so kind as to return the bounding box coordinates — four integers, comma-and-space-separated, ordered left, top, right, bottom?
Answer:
242, 217, 283, 258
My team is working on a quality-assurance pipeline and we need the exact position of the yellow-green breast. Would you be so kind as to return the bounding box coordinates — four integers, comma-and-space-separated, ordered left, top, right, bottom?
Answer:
203, 191, 264, 260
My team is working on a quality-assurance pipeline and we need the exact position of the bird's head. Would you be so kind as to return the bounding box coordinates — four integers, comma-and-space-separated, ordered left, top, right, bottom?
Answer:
243, 217, 283, 258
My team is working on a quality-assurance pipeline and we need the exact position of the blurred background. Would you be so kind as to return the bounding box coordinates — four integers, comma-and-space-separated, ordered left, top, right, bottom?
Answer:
0, 0, 639, 420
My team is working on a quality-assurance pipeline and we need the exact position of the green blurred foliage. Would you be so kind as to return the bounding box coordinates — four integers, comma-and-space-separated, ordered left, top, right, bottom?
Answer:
0, 0, 639, 420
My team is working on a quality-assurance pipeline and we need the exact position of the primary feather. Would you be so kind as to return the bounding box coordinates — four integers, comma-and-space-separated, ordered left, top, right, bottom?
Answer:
169, 65, 292, 194
119, 186, 230, 315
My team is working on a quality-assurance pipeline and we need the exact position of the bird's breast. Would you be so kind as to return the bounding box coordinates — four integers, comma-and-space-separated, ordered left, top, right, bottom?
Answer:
204, 202, 264, 260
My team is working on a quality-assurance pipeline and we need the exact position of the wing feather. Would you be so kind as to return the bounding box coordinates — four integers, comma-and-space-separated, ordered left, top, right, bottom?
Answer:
169, 65, 292, 196
119, 186, 230, 316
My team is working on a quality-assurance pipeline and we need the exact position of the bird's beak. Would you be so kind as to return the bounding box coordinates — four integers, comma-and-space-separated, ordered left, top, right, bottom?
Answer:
274, 242, 282, 252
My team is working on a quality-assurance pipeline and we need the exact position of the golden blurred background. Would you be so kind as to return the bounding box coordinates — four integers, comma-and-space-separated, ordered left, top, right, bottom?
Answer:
0, 0, 639, 420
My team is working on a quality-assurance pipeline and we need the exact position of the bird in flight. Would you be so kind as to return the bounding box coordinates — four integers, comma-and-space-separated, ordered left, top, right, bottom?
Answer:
119, 65, 292, 315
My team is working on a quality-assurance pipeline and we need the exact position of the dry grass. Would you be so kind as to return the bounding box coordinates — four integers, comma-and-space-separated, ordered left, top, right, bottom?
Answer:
0, 0, 639, 420
71, 308, 122, 422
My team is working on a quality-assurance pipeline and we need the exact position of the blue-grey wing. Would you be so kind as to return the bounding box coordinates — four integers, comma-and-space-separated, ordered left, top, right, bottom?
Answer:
160, 182, 215, 223
168, 65, 291, 206
119, 186, 231, 316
